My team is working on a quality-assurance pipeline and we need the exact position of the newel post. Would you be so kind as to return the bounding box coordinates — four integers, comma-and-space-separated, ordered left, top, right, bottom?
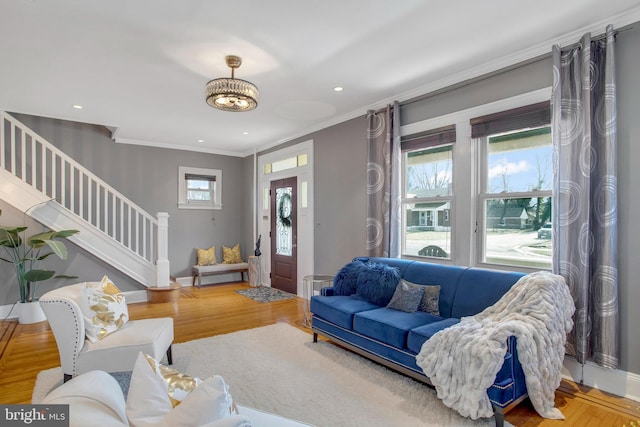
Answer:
156, 212, 170, 287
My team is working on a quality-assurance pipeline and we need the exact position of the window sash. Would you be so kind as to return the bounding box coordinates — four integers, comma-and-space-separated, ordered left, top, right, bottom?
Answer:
470, 101, 550, 139
401, 124, 456, 152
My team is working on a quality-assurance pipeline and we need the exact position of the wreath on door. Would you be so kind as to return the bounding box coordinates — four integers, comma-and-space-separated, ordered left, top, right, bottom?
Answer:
278, 192, 292, 228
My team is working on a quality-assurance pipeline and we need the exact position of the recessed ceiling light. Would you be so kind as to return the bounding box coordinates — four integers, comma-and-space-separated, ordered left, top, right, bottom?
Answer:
333, 86, 344, 92
197, 139, 204, 143
242, 131, 249, 135
72, 104, 83, 109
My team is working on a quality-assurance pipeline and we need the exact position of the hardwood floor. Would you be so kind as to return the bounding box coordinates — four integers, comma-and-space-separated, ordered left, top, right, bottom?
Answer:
1, 282, 638, 426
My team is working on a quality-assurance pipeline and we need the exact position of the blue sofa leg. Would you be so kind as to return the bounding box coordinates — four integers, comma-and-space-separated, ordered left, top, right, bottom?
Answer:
493, 406, 504, 427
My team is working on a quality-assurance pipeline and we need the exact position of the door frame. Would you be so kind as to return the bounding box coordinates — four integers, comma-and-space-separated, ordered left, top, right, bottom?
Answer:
257, 140, 314, 296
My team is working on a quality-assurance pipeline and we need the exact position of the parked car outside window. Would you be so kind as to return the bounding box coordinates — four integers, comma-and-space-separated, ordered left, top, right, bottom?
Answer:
538, 223, 552, 239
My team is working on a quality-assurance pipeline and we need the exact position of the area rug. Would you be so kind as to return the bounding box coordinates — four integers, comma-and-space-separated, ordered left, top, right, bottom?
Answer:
32, 323, 513, 427
235, 286, 296, 302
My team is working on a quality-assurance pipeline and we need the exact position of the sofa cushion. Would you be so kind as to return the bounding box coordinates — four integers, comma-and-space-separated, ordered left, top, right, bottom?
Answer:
406, 318, 460, 353
402, 263, 466, 318
310, 295, 379, 329
450, 268, 525, 318
353, 308, 438, 349
354, 263, 401, 306
333, 260, 366, 296
386, 280, 425, 313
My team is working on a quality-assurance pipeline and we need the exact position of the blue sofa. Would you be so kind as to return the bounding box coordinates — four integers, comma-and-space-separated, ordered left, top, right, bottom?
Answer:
310, 257, 527, 427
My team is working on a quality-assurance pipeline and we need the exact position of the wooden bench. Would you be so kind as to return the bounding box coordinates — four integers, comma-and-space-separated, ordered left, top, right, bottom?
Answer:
192, 263, 249, 287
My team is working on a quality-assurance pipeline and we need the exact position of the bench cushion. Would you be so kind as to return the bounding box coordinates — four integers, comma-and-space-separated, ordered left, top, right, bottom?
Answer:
193, 263, 249, 274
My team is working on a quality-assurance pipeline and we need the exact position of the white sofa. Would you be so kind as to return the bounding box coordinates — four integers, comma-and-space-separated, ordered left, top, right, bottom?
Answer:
42, 370, 313, 427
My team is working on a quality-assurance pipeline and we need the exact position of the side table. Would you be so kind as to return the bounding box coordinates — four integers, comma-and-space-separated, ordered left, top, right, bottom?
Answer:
302, 274, 333, 328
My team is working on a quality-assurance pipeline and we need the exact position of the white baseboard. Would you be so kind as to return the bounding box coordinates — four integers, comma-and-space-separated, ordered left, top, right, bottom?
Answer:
562, 357, 640, 402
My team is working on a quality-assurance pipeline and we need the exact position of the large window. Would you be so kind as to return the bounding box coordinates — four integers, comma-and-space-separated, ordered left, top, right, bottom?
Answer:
399, 89, 553, 271
473, 102, 552, 269
401, 125, 455, 259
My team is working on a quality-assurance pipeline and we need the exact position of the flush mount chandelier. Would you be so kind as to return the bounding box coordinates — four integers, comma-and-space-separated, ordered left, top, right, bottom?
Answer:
206, 55, 259, 112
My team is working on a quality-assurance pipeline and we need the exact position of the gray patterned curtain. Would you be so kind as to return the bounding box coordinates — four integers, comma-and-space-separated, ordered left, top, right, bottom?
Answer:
366, 102, 401, 258
551, 25, 618, 369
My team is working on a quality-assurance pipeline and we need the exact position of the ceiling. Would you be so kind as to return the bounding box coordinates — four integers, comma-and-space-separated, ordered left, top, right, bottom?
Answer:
2, 1, 640, 157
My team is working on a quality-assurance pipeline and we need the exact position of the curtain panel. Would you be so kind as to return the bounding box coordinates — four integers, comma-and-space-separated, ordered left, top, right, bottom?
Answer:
551, 25, 618, 369
366, 102, 401, 258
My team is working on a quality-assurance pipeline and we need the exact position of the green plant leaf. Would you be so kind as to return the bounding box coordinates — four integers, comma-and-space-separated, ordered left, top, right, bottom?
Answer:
24, 269, 56, 282
52, 230, 79, 239
45, 240, 68, 259
0, 228, 23, 247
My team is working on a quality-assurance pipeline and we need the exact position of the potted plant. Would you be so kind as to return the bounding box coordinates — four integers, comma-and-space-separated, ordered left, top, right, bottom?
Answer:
0, 212, 79, 323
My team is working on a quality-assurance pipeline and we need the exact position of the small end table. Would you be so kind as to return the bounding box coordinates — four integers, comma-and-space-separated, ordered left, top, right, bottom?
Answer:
302, 274, 333, 328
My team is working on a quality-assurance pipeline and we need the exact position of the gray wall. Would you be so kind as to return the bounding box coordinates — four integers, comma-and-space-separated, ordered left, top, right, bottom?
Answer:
2, 114, 246, 293
243, 116, 368, 279
614, 23, 640, 376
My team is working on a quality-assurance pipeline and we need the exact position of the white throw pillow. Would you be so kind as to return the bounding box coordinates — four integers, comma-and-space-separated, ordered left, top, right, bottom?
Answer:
80, 275, 129, 343
127, 352, 240, 427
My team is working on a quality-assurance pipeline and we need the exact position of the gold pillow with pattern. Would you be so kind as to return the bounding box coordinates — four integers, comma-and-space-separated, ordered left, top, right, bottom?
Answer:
196, 246, 217, 266
80, 275, 129, 343
222, 244, 243, 264
143, 353, 202, 407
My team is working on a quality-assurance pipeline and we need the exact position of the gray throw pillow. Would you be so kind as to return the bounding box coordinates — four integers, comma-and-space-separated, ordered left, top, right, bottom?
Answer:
386, 279, 425, 313
418, 285, 441, 316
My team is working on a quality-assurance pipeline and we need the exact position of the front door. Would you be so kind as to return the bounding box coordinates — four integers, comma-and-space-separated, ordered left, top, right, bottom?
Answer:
270, 177, 297, 294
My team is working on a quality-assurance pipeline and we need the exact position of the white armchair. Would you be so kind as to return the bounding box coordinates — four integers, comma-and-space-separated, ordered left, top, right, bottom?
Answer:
40, 283, 174, 382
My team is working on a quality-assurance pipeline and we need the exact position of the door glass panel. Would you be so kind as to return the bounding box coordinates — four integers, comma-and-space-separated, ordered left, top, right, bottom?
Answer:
276, 186, 293, 256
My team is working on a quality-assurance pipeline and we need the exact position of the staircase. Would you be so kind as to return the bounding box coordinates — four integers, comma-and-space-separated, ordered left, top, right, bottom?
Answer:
0, 112, 169, 287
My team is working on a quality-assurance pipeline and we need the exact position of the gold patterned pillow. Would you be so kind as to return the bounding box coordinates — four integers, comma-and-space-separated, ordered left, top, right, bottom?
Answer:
127, 352, 240, 426
143, 353, 202, 407
197, 246, 217, 266
80, 275, 129, 343
222, 244, 243, 264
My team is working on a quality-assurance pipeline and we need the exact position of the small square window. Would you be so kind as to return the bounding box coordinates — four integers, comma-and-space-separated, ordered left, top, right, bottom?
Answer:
178, 166, 222, 210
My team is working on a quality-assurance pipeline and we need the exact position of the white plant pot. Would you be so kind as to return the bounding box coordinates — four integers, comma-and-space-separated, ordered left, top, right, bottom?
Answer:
17, 301, 47, 324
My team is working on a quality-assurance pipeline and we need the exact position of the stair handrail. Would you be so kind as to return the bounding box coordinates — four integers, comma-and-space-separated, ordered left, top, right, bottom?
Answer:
0, 111, 163, 270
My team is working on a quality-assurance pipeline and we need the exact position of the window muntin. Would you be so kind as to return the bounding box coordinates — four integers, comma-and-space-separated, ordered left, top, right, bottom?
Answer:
479, 126, 552, 268
402, 143, 453, 259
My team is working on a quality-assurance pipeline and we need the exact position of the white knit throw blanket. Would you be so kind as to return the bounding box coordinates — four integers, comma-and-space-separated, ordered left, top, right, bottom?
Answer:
415, 271, 575, 420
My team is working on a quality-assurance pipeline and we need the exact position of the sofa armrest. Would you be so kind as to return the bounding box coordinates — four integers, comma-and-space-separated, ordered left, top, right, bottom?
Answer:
320, 287, 335, 296
42, 370, 128, 427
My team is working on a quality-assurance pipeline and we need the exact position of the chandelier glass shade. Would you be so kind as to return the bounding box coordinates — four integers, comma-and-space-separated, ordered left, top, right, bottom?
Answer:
206, 55, 258, 112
